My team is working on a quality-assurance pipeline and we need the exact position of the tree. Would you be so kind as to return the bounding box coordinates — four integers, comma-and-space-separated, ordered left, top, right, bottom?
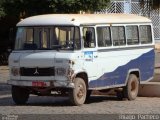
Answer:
2, 0, 52, 18
139, 0, 160, 10
50, 0, 110, 13
1, 0, 110, 19
0, 0, 5, 17
139, 0, 160, 17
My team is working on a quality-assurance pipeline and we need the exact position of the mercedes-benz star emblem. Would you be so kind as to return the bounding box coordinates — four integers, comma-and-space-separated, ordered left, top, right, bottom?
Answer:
34, 68, 39, 75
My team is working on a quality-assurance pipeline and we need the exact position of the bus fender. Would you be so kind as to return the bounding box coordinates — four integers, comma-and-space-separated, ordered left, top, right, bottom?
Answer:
68, 69, 88, 82
125, 69, 141, 85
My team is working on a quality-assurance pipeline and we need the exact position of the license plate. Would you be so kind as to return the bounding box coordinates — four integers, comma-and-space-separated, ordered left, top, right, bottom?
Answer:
32, 81, 47, 87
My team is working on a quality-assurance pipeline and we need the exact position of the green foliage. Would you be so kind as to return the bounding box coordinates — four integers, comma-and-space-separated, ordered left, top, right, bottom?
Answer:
1, 0, 110, 18
50, 0, 110, 13
0, 7, 5, 17
2, 0, 52, 18
0, 0, 5, 17
0, 0, 159, 18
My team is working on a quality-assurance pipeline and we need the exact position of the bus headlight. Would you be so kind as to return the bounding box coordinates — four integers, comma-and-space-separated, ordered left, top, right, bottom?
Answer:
11, 67, 20, 76
55, 67, 66, 76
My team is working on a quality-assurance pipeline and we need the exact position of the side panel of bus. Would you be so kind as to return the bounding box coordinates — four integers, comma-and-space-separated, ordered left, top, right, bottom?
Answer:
89, 48, 154, 89
87, 24, 154, 89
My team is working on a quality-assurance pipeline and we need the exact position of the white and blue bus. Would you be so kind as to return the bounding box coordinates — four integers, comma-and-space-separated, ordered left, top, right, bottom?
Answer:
8, 14, 155, 105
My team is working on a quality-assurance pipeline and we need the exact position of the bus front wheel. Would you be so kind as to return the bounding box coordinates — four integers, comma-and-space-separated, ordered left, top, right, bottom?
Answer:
69, 77, 87, 106
12, 86, 29, 105
123, 74, 139, 100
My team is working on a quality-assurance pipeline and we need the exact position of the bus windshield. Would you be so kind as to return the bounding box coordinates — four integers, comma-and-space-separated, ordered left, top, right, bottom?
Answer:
15, 26, 81, 50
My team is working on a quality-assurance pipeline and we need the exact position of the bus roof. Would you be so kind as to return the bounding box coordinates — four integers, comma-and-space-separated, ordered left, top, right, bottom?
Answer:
17, 14, 152, 26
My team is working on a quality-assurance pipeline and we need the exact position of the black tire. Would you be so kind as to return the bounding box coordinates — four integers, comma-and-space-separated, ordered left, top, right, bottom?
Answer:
12, 86, 29, 105
69, 77, 87, 106
123, 74, 139, 100
85, 90, 92, 103
86, 90, 92, 99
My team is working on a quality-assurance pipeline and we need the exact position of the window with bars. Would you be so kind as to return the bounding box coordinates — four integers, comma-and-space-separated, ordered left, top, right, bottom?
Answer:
126, 26, 139, 45
111, 26, 126, 46
97, 27, 112, 47
139, 25, 152, 44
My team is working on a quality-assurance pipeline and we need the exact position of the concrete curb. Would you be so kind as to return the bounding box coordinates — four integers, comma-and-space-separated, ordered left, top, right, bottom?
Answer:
155, 43, 160, 51
138, 82, 160, 97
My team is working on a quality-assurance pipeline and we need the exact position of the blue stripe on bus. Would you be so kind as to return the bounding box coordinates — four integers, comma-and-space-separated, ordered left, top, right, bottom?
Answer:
89, 49, 155, 88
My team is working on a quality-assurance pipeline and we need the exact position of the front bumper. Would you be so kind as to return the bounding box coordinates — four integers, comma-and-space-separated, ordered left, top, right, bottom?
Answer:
7, 80, 75, 88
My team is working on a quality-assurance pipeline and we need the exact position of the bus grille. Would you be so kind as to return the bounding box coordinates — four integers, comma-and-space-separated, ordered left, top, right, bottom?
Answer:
20, 67, 55, 76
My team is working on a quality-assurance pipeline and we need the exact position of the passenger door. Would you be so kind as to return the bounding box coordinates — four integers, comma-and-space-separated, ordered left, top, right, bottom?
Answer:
82, 27, 99, 82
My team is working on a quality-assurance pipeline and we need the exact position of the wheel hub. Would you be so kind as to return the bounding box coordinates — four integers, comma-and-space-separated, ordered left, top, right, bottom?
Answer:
77, 85, 84, 98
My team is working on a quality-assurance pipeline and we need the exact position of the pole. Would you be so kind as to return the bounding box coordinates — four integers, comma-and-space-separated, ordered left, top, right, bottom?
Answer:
124, 0, 131, 14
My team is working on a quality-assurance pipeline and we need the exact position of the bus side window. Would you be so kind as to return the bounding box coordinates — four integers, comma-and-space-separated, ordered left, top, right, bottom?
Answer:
126, 26, 139, 45
83, 27, 96, 48
139, 25, 152, 44
97, 27, 111, 47
111, 26, 126, 46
